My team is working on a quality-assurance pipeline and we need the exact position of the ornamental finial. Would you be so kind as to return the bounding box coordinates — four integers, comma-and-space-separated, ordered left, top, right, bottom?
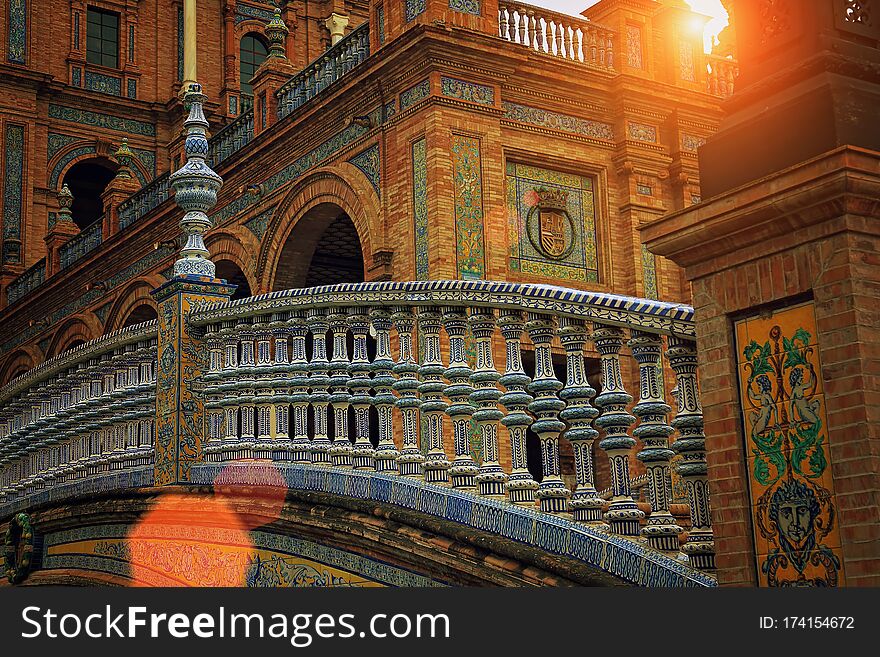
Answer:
168, 82, 223, 278
114, 138, 135, 180
57, 184, 74, 221
266, 7, 289, 59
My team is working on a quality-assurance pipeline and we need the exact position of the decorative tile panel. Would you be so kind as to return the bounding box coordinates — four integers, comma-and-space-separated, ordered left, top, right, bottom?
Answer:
679, 41, 696, 82
85, 71, 122, 96
503, 102, 614, 141
48, 104, 156, 136
2, 123, 25, 263
243, 207, 275, 241
377, 4, 385, 45
235, 4, 276, 24
405, 0, 426, 22
127, 79, 137, 99
735, 301, 845, 586
641, 243, 657, 299
71, 66, 82, 87
681, 133, 707, 153
128, 24, 135, 62
506, 162, 598, 282
451, 135, 485, 280
348, 143, 381, 196
626, 24, 643, 69
628, 121, 657, 143
439, 77, 494, 105
7, 0, 27, 63
133, 148, 156, 176
636, 183, 653, 196
448, 0, 481, 15
177, 7, 183, 81
47, 133, 81, 159
412, 138, 429, 280
49, 145, 96, 189
400, 79, 430, 110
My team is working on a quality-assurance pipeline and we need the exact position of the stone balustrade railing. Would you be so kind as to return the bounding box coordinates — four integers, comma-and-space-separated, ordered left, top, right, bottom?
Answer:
6, 258, 46, 306
498, 2, 615, 70
706, 54, 738, 98
59, 218, 103, 271
276, 22, 370, 120
187, 280, 714, 570
0, 321, 158, 514
208, 109, 254, 169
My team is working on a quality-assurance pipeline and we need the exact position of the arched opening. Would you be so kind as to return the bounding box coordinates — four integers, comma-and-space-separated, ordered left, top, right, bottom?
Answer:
61, 339, 86, 354
61, 159, 118, 229
273, 205, 365, 291
240, 33, 268, 108
120, 303, 158, 328
216, 260, 253, 301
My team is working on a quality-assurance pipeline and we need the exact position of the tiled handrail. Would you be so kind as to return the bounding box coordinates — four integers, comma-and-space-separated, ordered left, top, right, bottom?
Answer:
208, 109, 254, 168
59, 219, 103, 270
498, 1, 615, 69
187, 280, 714, 571
0, 321, 158, 511
276, 23, 370, 119
6, 259, 46, 306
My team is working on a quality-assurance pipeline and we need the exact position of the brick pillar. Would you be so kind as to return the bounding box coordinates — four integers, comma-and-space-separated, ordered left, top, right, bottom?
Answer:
642, 0, 880, 587
152, 277, 234, 485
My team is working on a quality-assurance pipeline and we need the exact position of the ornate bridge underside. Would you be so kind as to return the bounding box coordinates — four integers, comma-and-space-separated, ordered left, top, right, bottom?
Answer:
7, 463, 711, 587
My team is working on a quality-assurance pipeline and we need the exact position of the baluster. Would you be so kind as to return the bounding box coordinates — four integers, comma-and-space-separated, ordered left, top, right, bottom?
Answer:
417, 307, 450, 484
268, 313, 292, 462
392, 307, 424, 477
498, 312, 539, 505
288, 312, 312, 463
217, 321, 239, 460
539, 17, 548, 53
348, 308, 375, 470
122, 342, 142, 468
667, 337, 715, 570
499, 6, 507, 39
370, 308, 399, 472
566, 24, 575, 61
629, 330, 683, 550
555, 22, 564, 58
307, 308, 332, 465
108, 347, 128, 470
469, 310, 507, 498
328, 311, 353, 467
237, 319, 257, 460
137, 339, 156, 467
518, 10, 528, 45
253, 317, 274, 459
559, 317, 604, 523
575, 28, 584, 63
529, 11, 539, 51
98, 353, 115, 473
593, 324, 644, 536
203, 324, 223, 463
526, 313, 571, 512
442, 307, 478, 490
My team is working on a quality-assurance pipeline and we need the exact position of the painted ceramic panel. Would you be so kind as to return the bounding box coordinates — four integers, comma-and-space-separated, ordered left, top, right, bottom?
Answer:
506, 162, 598, 282
451, 135, 485, 280
412, 138, 429, 279
2, 123, 25, 264
735, 301, 845, 586
43, 524, 440, 587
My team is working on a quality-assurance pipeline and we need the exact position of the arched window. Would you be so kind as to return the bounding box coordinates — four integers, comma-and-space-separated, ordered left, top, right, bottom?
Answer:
240, 33, 269, 101
61, 159, 118, 229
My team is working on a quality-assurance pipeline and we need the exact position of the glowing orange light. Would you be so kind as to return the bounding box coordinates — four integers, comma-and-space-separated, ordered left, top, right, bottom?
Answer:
683, 0, 730, 54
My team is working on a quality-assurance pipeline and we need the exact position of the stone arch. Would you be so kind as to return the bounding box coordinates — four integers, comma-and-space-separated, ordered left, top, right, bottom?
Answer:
46, 315, 101, 358
260, 166, 382, 291
104, 279, 161, 333
0, 349, 37, 386
206, 231, 258, 297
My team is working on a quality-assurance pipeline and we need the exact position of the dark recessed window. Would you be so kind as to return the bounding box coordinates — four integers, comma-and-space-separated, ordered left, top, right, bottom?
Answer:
86, 8, 119, 68
240, 34, 268, 97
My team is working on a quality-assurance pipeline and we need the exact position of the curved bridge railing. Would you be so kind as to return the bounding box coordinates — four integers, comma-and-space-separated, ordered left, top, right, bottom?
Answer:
0, 280, 715, 586
187, 280, 715, 581
0, 321, 158, 514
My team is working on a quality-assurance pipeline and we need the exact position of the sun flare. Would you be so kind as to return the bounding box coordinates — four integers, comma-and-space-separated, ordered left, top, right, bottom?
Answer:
683, 0, 730, 54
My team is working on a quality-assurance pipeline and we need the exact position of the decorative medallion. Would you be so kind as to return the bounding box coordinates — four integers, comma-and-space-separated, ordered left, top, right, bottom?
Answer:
526, 188, 575, 260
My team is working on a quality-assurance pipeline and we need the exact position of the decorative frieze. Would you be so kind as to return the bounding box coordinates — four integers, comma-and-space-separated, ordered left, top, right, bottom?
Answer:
440, 77, 494, 105
348, 143, 381, 196
48, 104, 156, 136
400, 79, 430, 110
503, 102, 614, 141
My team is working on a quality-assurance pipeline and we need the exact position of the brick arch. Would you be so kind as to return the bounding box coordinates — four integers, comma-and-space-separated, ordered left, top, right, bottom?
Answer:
206, 230, 259, 295
45, 315, 101, 359
259, 166, 381, 291
104, 279, 162, 333
0, 349, 38, 386
49, 146, 150, 191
